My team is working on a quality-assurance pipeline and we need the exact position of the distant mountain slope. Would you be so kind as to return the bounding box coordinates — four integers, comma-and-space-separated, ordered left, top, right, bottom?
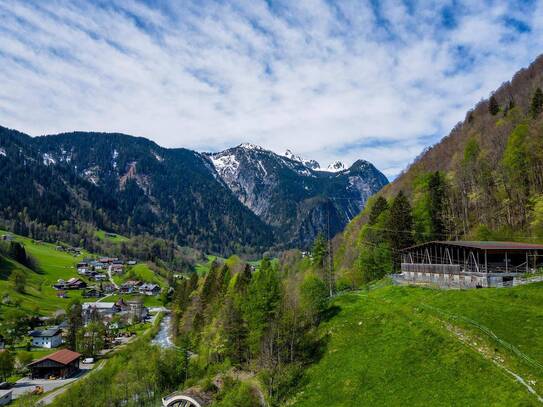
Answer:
0, 128, 273, 255
0, 126, 387, 253
207, 144, 388, 248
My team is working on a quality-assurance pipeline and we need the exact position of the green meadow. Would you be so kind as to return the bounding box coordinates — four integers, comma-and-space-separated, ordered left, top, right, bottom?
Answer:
290, 280, 543, 406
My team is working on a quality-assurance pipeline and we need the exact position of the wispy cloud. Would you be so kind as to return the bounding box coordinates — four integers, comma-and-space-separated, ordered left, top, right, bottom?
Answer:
0, 0, 541, 178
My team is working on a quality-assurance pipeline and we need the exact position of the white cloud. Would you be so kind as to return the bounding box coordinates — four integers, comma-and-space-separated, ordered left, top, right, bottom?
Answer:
0, 0, 541, 179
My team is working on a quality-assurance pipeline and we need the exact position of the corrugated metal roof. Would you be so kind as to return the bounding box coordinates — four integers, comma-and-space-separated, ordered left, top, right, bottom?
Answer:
403, 241, 543, 251
28, 349, 81, 366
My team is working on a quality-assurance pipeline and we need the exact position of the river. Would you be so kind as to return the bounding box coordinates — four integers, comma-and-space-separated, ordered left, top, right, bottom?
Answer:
152, 312, 175, 348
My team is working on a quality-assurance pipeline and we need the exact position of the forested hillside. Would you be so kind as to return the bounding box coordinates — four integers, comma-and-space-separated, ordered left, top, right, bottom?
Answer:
333, 54, 543, 283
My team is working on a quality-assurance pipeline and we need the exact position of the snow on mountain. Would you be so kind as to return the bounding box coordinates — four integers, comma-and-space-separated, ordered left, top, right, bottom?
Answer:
42, 153, 56, 166
284, 149, 321, 170
0, 148, 6, 157
323, 160, 346, 172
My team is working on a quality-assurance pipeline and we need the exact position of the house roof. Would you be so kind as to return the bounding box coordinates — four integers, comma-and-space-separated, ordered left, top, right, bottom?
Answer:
403, 241, 543, 251
82, 302, 116, 310
28, 349, 81, 367
30, 328, 61, 338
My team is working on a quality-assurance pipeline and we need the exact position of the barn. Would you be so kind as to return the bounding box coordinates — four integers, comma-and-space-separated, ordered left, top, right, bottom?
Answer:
399, 241, 543, 288
27, 349, 81, 379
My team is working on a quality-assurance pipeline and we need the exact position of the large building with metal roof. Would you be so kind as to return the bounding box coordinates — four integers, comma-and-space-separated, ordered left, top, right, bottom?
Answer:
398, 241, 543, 288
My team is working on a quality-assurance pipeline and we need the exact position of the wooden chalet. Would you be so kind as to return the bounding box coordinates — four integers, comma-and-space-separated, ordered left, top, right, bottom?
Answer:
400, 241, 543, 288
27, 349, 81, 379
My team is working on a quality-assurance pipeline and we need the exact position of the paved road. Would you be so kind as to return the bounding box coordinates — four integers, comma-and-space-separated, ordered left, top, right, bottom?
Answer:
12, 363, 94, 400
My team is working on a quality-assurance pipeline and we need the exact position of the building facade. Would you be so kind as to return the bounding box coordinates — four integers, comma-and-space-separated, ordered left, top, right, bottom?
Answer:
398, 241, 543, 288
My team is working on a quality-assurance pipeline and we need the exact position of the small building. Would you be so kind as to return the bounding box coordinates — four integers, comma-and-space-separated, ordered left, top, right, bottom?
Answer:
127, 260, 137, 266
94, 273, 107, 281
82, 302, 120, 324
139, 283, 160, 296
30, 327, 63, 348
27, 349, 81, 379
83, 287, 103, 298
119, 280, 142, 294
399, 241, 543, 288
0, 390, 12, 406
56, 290, 67, 299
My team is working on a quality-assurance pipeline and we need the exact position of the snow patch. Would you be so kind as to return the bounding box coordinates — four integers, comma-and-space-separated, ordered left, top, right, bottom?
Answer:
283, 149, 320, 170
239, 143, 264, 151
42, 153, 56, 166
210, 154, 240, 175
152, 151, 164, 162
112, 149, 119, 169
319, 161, 345, 172
84, 167, 100, 185
0, 148, 6, 157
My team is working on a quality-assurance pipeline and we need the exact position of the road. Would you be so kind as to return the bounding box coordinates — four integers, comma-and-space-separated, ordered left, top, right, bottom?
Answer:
107, 266, 119, 289
36, 361, 105, 405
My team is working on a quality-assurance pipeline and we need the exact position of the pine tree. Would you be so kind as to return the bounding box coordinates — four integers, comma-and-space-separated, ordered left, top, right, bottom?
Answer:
489, 95, 500, 116
531, 87, 543, 118
428, 172, 446, 240
66, 299, 83, 351
386, 191, 414, 269
368, 196, 389, 225
311, 233, 327, 269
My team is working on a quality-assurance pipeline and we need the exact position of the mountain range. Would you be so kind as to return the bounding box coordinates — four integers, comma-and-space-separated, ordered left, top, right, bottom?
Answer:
0, 127, 387, 254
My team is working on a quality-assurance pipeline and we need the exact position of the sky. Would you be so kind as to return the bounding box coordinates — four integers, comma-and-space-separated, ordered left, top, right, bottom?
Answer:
1, 0, 542, 178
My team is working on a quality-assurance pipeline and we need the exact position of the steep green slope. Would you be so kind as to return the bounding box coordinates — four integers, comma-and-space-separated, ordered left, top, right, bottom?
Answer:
289, 281, 543, 406
0, 231, 88, 314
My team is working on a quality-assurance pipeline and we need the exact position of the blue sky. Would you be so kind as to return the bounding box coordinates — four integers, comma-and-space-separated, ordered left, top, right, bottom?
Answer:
0, 0, 542, 178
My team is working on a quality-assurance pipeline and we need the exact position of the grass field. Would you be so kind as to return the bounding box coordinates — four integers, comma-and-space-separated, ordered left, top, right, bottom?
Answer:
0, 230, 88, 314
289, 280, 543, 406
94, 229, 129, 243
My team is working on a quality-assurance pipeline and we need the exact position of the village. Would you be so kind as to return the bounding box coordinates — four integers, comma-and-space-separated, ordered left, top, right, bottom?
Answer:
0, 246, 167, 405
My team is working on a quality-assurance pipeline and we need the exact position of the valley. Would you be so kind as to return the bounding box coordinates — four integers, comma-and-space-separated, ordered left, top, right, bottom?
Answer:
2, 3, 543, 405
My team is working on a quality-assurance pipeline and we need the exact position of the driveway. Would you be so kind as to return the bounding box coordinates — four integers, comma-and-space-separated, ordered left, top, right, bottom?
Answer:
12, 363, 94, 400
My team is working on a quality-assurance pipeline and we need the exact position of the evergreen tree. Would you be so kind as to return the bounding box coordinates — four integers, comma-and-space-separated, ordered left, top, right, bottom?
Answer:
386, 191, 414, 269
489, 95, 500, 115
531, 87, 543, 118
311, 233, 327, 269
368, 196, 389, 225
66, 299, 83, 351
428, 171, 446, 240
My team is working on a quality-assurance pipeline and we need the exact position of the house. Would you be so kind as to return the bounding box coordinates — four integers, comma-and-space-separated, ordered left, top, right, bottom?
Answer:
139, 283, 161, 296
82, 302, 120, 323
30, 327, 63, 348
0, 390, 12, 406
27, 349, 81, 379
94, 273, 107, 281
110, 264, 124, 274
83, 287, 103, 298
54, 278, 87, 290
77, 261, 89, 268
399, 241, 543, 288
127, 260, 137, 266
1, 234, 13, 241
119, 280, 142, 294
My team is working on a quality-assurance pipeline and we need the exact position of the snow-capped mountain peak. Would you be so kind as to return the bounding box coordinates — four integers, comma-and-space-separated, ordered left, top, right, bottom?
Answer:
238, 143, 264, 151
283, 149, 321, 170
325, 161, 346, 172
